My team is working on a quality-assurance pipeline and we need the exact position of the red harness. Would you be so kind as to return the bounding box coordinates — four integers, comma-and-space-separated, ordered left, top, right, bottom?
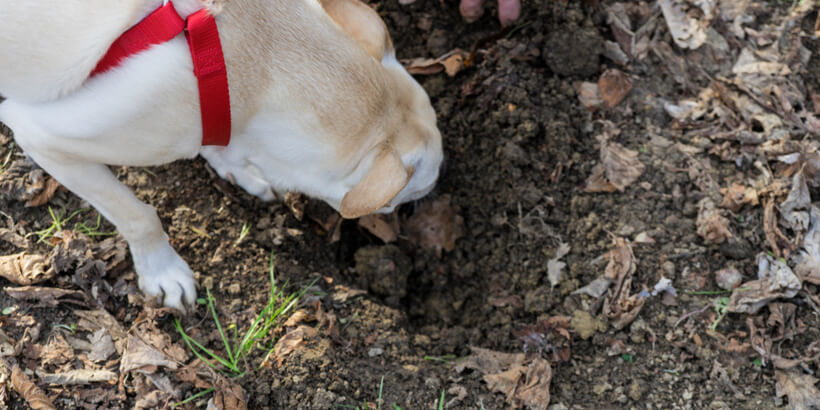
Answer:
91, 2, 231, 146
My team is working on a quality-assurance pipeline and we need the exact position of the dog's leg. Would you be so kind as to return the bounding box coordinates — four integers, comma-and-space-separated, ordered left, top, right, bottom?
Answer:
25, 151, 196, 311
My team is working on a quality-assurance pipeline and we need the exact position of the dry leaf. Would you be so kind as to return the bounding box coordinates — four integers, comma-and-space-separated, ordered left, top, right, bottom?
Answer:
36, 369, 116, 385
598, 238, 645, 329
176, 359, 212, 390
659, 0, 713, 50
0, 252, 54, 285
547, 243, 570, 288
11, 366, 56, 410
73, 309, 127, 354
720, 183, 759, 212
4, 286, 87, 308
284, 192, 305, 221
405, 194, 464, 257
775, 370, 820, 410
584, 132, 645, 192
210, 374, 247, 410
331, 285, 367, 304
358, 213, 399, 243
604, 237, 634, 280
25, 177, 60, 207
696, 198, 732, 244
120, 324, 187, 375
598, 69, 632, 108
41, 333, 74, 367
574, 81, 603, 111
572, 276, 613, 298
727, 254, 802, 314
794, 207, 820, 284
402, 49, 470, 77
272, 325, 318, 366
87, 328, 116, 362
455, 347, 551, 409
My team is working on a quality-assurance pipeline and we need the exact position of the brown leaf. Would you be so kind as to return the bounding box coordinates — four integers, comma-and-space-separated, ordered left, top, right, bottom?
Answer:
4, 286, 87, 308
574, 81, 603, 111
0, 252, 54, 285
598, 69, 632, 108
271, 325, 318, 366
41, 333, 74, 367
25, 177, 61, 207
176, 359, 212, 390
36, 369, 116, 385
331, 285, 367, 304
696, 198, 732, 244
404, 194, 464, 257
358, 213, 399, 243
604, 237, 634, 280
775, 370, 820, 410
601, 238, 645, 329
11, 366, 56, 410
547, 243, 570, 288
210, 374, 247, 410
720, 183, 759, 212
402, 49, 470, 77
727, 254, 801, 314
284, 192, 306, 221
456, 347, 551, 409
584, 131, 645, 192
659, 0, 712, 49
73, 309, 127, 354
87, 328, 116, 362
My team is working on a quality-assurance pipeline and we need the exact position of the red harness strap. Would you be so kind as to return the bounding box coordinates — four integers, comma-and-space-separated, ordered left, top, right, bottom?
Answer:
91, 2, 232, 147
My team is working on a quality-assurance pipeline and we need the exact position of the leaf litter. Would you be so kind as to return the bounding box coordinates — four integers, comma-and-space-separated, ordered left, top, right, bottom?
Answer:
455, 346, 551, 410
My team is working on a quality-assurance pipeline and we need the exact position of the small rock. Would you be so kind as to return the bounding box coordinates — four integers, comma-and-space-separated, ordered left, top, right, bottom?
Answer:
592, 381, 612, 396
202, 276, 214, 290
662, 261, 676, 278
227, 283, 241, 295
367, 347, 384, 357
682, 389, 693, 400
628, 381, 646, 401
715, 267, 742, 290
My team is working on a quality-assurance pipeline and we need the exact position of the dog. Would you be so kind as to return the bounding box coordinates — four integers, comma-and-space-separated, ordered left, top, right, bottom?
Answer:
0, 0, 443, 312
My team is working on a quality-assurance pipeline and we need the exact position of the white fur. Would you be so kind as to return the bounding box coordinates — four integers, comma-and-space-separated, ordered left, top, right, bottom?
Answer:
0, 0, 443, 312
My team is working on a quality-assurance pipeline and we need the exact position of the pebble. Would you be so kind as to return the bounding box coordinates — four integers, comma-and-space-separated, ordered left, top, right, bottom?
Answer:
715, 267, 742, 290
367, 347, 384, 357
228, 283, 241, 295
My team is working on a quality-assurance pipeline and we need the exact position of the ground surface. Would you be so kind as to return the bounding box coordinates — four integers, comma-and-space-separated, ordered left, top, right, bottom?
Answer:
1, 0, 820, 409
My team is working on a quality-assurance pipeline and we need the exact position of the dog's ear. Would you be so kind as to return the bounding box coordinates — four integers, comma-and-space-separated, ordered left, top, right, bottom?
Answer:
320, 0, 394, 61
340, 146, 413, 219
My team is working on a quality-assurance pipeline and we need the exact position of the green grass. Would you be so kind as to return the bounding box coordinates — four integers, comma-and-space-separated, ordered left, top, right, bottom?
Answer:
174, 252, 307, 378
234, 222, 251, 246
26, 207, 117, 244
710, 296, 731, 331
334, 377, 446, 410
0, 143, 14, 173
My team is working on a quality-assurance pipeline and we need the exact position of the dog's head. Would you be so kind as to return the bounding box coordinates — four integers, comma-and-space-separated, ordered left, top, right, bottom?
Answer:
319, 0, 443, 219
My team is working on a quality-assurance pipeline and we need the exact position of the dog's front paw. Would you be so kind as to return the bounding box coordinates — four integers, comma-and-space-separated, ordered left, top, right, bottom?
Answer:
133, 243, 197, 313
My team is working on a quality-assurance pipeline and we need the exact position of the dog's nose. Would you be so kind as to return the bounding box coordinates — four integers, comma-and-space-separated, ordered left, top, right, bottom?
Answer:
438, 157, 448, 179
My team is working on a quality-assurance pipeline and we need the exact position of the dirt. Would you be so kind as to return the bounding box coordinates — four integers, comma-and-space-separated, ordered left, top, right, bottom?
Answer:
1, 0, 820, 409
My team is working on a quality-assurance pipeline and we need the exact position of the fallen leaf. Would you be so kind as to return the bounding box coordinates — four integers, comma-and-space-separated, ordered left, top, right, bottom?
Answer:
41, 333, 74, 367
4, 286, 87, 308
73, 309, 127, 354
794, 206, 820, 284
87, 328, 116, 362
604, 237, 634, 280
358, 213, 399, 243
720, 183, 759, 212
0, 160, 52, 204
284, 192, 306, 221
600, 238, 645, 329
25, 177, 61, 207
271, 325, 318, 366
210, 374, 247, 410
455, 346, 551, 409
574, 81, 603, 111
598, 69, 632, 108
584, 129, 645, 192
176, 359, 212, 390
331, 285, 367, 304
727, 254, 802, 314
696, 198, 732, 244
402, 49, 470, 77
11, 366, 56, 410
36, 369, 116, 385
780, 171, 812, 233
405, 194, 464, 257
120, 335, 181, 374
659, 0, 713, 50
775, 370, 820, 410
572, 276, 613, 298
547, 243, 570, 288
0, 252, 54, 285
0, 225, 27, 249
732, 48, 791, 77
514, 316, 571, 362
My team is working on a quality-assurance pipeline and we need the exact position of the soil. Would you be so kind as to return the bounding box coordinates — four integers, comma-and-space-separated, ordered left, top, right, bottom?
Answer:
1, 0, 819, 409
